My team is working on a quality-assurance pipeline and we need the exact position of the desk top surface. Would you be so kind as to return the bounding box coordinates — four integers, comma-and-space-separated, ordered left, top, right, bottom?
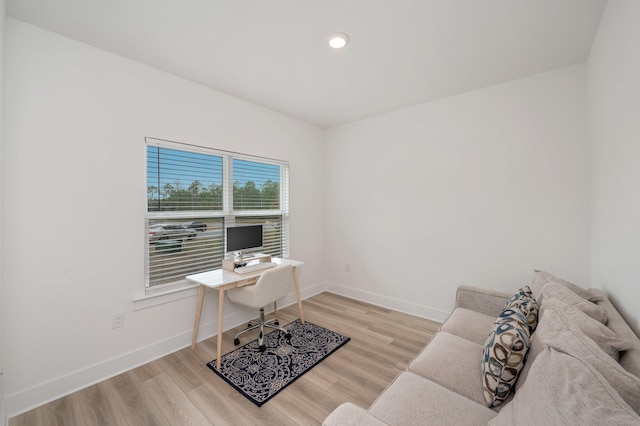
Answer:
185, 257, 303, 288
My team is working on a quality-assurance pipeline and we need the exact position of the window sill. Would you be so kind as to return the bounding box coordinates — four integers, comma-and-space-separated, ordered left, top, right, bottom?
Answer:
133, 281, 201, 311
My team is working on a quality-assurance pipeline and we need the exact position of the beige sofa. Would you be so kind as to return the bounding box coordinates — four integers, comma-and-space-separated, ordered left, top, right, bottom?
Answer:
324, 271, 640, 425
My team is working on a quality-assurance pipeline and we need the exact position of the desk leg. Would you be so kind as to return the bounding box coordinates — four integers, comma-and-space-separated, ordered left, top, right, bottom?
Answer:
293, 267, 305, 324
191, 285, 206, 350
216, 288, 225, 370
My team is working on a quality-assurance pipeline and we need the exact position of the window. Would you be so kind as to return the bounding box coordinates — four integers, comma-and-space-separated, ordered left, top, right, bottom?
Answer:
146, 138, 289, 287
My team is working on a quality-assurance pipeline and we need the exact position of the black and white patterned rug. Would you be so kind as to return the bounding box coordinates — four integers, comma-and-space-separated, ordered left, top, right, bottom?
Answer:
207, 319, 350, 406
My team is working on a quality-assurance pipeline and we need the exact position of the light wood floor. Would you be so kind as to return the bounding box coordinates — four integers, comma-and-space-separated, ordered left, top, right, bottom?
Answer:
9, 292, 440, 426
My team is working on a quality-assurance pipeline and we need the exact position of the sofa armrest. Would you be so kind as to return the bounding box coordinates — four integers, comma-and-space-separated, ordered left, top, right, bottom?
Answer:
455, 285, 511, 317
323, 403, 390, 426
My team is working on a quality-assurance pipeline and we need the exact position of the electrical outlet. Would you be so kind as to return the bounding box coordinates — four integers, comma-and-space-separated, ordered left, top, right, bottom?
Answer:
112, 312, 125, 329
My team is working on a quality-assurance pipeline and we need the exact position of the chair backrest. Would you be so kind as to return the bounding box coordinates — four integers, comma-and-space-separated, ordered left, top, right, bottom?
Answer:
228, 264, 294, 308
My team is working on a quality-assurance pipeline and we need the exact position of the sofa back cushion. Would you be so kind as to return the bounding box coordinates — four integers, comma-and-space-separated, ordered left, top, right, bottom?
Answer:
529, 270, 601, 302
540, 298, 633, 359
489, 348, 640, 425
591, 289, 640, 379
540, 282, 608, 324
515, 295, 634, 394
536, 309, 640, 414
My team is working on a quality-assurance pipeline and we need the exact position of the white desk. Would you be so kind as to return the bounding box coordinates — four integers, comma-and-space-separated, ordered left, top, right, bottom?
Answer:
186, 257, 304, 369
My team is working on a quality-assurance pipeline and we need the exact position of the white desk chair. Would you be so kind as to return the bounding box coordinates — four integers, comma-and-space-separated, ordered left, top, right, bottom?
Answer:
227, 264, 294, 352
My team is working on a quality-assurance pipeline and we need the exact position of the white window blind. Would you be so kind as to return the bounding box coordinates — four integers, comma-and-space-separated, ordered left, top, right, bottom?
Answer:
233, 158, 281, 210
146, 138, 289, 287
147, 145, 223, 212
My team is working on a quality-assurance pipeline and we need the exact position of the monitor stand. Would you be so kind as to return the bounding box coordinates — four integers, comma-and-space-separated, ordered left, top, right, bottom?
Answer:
222, 253, 272, 272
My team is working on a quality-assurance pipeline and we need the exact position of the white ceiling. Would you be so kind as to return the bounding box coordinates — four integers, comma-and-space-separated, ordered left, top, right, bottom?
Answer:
7, 0, 607, 128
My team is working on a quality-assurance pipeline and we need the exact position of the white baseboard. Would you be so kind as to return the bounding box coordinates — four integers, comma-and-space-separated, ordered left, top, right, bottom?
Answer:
324, 281, 451, 323
1, 373, 6, 426
5, 280, 445, 419
5, 282, 326, 419
6, 324, 196, 419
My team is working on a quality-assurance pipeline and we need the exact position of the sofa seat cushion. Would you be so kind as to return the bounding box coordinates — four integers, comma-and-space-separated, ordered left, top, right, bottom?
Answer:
368, 372, 497, 426
322, 403, 389, 426
439, 308, 495, 345
408, 332, 488, 406
489, 348, 640, 425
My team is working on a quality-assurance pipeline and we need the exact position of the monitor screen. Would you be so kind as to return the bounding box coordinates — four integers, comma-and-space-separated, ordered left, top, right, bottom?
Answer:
226, 225, 263, 253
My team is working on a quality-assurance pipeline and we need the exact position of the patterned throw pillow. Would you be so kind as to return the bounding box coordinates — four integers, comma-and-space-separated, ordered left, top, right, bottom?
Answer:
482, 309, 531, 407
503, 286, 539, 333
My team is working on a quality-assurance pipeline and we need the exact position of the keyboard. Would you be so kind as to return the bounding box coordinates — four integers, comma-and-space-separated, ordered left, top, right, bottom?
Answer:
234, 262, 277, 275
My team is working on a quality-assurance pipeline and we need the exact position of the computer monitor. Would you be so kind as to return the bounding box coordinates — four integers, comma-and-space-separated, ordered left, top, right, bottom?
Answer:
226, 225, 263, 257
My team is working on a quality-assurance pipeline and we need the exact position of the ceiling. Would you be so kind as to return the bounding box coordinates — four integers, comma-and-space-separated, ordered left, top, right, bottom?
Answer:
7, 0, 608, 128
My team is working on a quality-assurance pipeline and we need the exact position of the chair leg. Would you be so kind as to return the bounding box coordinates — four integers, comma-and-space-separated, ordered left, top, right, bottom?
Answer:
258, 307, 266, 352
264, 321, 292, 340
234, 322, 260, 345
234, 307, 291, 350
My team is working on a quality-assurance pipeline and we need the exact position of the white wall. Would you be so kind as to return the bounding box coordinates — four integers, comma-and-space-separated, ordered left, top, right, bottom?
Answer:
1, 1, 6, 424
588, 1, 640, 336
7, 2, 639, 419
324, 65, 592, 319
3, 19, 325, 417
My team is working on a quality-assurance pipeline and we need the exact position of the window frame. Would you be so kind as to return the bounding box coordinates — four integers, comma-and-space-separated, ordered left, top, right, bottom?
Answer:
144, 137, 290, 291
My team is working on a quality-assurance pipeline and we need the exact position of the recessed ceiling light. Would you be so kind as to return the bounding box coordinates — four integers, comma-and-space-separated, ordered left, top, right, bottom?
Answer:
328, 33, 350, 49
